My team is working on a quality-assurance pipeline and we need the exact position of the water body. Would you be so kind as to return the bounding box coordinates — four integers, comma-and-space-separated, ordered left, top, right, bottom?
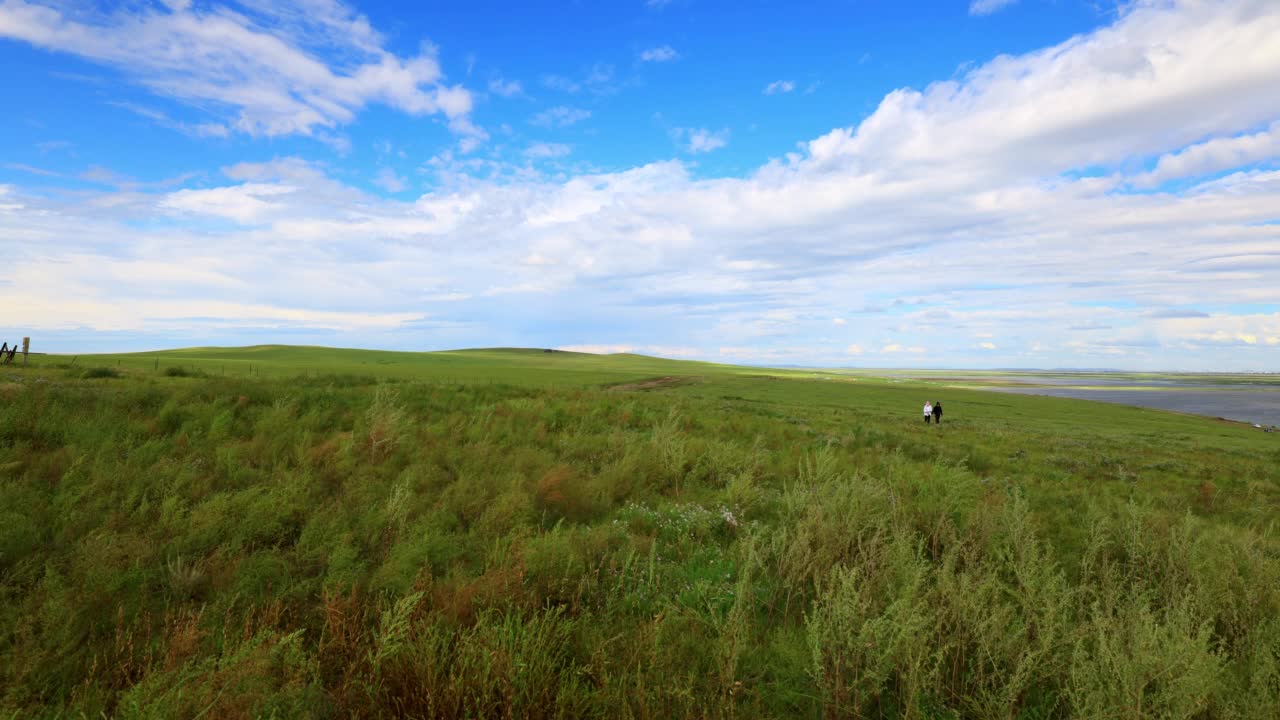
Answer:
970, 376, 1280, 427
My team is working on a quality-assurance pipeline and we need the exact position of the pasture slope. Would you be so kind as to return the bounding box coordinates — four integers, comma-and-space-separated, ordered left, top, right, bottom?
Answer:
1, 345, 1278, 718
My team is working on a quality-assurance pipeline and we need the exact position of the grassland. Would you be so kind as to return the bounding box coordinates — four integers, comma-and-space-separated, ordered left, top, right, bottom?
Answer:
2, 346, 1278, 718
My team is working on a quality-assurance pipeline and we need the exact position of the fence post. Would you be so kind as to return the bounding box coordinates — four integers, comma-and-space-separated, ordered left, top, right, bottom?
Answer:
22, 337, 29, 366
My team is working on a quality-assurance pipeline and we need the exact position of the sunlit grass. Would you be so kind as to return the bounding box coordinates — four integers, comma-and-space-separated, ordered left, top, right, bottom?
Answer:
2, 347, 1277, 717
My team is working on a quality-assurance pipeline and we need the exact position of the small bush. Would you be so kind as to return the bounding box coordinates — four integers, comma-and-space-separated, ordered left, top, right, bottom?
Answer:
163, 366, 203, 378
80, 366, 119, 379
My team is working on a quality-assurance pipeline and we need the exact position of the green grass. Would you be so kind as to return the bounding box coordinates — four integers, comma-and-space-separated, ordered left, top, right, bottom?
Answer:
61, 344, 752, 385
2, 346, 1278, 718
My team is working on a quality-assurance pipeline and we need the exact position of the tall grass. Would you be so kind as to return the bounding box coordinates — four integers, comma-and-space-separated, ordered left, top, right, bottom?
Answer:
0, 365, 1277, 717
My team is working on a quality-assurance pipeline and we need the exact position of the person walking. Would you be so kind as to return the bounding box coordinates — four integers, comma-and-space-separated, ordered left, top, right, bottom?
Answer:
923, 401, 933, 424
932, 401, 943, 425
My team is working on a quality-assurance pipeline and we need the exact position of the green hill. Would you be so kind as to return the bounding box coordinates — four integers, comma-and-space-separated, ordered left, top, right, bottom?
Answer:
2, 347, 1278, 717
58, 344, 769, 389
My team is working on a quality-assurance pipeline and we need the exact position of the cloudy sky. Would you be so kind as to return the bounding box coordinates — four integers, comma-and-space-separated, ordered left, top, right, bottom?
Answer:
1, 0, 1278, 370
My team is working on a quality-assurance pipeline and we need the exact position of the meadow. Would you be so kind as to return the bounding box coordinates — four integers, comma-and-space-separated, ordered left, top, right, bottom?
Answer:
1, 346, 1278, 718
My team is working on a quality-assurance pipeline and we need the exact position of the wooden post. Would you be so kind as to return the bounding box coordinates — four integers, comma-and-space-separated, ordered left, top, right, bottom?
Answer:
21, 337, 29, 366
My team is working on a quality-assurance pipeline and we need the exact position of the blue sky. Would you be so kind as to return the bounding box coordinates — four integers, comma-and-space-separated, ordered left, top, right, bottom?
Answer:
2, 0, 1279, 370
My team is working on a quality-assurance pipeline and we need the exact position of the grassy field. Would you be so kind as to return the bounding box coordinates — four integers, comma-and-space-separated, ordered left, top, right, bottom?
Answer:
2, 346, 1278, 718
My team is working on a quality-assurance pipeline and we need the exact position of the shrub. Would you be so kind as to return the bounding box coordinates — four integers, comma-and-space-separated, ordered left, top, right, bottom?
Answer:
80, 366, 119, 379
163, 366, 202, 378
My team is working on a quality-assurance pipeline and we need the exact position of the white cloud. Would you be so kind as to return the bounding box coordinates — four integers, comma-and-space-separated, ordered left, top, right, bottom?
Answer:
970, 0, 1019, 16
109, 101, 233, 138
557, 343, 699, 358
878, 343, 925, 354
645, 345, 700, 357
373, 168, 407, 193
524, 142, 572, 159
764, 80, 795, 95
222, 157, 328, 183
0, 0, 476, 140
724, 259, 777, 271
979, 342, 997, 350
1134, 122, 1280, 187
542, 74, 580, 93
541, 65, 614, 95
833, 317, 847, 325
488, 76, 523, 97
6, 2, 1280, 369
672, 127, 729, 153
0, 185, 22, 213
640, 45, 679, 63
531, 106, 591, 128
558, 344, 634, 354
160, 183, 296, 224
846, 344, 862, 354
8, 296, 421, 332
1153, 312, 1280, 348
584, 64, 614, 89
3, 163, 60, 178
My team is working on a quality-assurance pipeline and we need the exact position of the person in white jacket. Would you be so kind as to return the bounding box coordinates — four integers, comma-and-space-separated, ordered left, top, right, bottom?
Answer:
923, 401, 933, 424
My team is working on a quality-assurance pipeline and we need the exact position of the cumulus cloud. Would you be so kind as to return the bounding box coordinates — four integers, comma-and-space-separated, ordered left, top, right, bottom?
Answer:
541, 64, 614, 94
763, 80, 795, 95
541, 74, 580, 93
558, 344, 634, 354
373, 168, 407, 193
801, 0, 1280, 185
488, 76, 523, 97
672, 127, 729, 153
640, 45, 679, 62
524, 142, 572, 159
0, 0, 477, 139
557, 343, 697, 357
4, 1, 1280, 368
160, 183, 297, 224
1153, 312, 1280, 348
970, 0, 1019, 16
1146, 308, 1209, 319
1134, 122, 1280, 187
530, 106, 591, 127
0, 185, 22, 213
881, 344, 925, 354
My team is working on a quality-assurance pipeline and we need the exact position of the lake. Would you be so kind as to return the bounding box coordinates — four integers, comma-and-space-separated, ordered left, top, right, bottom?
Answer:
938, 374, 1280, 427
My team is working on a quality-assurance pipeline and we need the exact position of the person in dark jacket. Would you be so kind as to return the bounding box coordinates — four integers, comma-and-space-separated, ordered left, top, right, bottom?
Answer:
932, 401, 943, 424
